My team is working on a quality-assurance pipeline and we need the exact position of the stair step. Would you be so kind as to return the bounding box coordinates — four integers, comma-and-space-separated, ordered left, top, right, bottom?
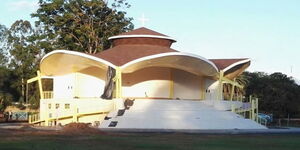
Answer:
108, 121, 118, 127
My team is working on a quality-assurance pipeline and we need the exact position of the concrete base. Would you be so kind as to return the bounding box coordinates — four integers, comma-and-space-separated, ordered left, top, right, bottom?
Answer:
100, 99, 266, 130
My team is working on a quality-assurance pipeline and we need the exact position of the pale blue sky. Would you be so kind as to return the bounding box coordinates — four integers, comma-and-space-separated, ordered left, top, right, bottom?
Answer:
0, 0, 299, 79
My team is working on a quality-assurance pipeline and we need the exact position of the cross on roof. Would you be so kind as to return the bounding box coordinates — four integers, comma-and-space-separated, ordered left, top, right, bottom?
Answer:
138, 14, 149, 27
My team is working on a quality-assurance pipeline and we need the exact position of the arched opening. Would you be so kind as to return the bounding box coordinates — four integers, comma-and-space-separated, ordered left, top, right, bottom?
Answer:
122, 66, 205, 100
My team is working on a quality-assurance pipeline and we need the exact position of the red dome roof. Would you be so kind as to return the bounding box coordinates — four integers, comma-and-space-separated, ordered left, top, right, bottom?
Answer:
119, 27, 168, 36
109, 27, 176, 47
93, 45, 177, 66
93, 27, 178, 66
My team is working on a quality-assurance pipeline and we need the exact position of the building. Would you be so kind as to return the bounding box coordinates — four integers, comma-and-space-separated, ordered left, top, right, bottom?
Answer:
28, 27, 265, 129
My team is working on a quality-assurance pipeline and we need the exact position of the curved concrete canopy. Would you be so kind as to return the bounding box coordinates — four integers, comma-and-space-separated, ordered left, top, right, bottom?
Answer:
223, 59, 251, 73
121, 52, 219, 77
40, 50, 116, 76
40, 50, 219, 77
223, 59, 251, 79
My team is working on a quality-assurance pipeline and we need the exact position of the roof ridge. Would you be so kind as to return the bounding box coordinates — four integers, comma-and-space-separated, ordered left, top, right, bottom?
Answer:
119, 27, 168, 37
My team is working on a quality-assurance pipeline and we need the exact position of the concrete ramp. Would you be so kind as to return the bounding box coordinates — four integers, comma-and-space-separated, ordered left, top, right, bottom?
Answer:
100, 100, 266, 130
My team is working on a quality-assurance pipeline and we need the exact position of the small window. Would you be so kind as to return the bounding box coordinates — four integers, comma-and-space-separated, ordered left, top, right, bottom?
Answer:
48, 104, 51, 109
65, 104, 70, 109
55, 103, 60, 109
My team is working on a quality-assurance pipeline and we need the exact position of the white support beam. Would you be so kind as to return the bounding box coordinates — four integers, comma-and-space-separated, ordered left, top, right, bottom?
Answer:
27, 76, 39, 84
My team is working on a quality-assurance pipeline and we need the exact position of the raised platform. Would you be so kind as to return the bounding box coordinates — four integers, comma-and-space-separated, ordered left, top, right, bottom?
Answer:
100, 99, 266, 130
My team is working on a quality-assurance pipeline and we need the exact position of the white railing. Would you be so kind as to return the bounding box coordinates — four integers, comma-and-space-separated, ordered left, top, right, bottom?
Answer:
43, 91, 53, 99
28, 113, 40, 124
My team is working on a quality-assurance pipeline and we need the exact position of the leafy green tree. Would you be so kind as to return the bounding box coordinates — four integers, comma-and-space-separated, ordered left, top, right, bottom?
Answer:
244, 71, 300, 118
0, 24, 8, 66
0, 67, 15, 112
0, 92, 12, 112
0, 24, 14, 111
6, 20, 41, 103
32, 0, 133, 54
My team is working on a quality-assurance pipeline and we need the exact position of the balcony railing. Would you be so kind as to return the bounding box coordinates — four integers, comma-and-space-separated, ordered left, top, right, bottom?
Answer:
43, 91, 53, 99
28, 113, 40, 124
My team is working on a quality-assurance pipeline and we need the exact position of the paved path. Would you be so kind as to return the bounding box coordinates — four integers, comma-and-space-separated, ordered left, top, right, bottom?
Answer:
100, 127, 300, 134
0, 122, 62, 130
1, 122, 300, 134
0, 122, 28, 129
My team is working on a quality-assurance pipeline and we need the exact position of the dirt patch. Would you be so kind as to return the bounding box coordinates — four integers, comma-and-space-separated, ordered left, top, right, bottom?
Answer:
62, 123, 105, 135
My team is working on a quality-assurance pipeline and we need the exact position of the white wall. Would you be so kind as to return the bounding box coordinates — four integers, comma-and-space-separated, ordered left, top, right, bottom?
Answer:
41, 68, 108, 125
204, 79, 219, 100
122, 67, 207, 100
53, 73, 105, 99
122, 67, 171, 98
75, 73, 105, 98
53, 74, 75, 99
173, 69, 202, 100
39, 98, 114, 125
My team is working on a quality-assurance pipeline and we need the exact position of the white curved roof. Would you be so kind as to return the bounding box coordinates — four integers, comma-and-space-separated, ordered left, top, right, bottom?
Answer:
223, 59, 251, 72
40, 50, 116, 76
121, 52, 219, 76
40, 50, 219, 77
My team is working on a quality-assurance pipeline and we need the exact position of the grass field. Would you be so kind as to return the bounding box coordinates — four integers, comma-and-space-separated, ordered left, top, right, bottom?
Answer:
0, 128, 300, 150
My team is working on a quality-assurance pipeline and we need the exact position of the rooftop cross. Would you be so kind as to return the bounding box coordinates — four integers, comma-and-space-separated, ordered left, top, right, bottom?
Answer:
138, 14, 149, 27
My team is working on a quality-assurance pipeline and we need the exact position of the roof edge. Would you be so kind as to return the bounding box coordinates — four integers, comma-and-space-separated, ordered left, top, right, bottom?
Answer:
41, 50, 117, 69
223, 59, 251, 72
120, 52, 219, 73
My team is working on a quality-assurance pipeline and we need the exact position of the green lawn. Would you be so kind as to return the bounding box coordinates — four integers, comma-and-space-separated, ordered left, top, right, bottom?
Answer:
0, 131, 300, 150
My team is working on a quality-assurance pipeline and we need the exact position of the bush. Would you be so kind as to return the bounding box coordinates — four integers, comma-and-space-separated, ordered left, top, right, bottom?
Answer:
0, 92, 12, 112
16, 98, 26, 110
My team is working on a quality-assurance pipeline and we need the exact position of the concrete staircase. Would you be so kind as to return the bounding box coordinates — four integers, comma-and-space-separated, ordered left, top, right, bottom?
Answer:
100, 99, 266, 130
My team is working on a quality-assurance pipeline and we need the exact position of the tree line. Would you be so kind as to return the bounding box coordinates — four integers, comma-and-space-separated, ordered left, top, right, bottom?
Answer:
0, 0, 133, 111
243, 71, 300, 118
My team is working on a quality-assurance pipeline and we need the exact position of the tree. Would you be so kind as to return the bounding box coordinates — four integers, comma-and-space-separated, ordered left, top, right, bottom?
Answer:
0, 24, 8, 66
243, 71, 300, 118
6, 20, 41, 103
0, 24, 14, 111
0, 66, 14, 112
32, 0, 133, 54
223, 74, 249, 100
0, 92, 12, 112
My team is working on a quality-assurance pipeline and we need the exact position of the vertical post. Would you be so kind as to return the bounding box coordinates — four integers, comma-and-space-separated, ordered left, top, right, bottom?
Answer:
256, 98, 258, 122
218, 71, 224, 101
37, 71, 44, 99
169, 70, 174, 99
251, 99, 255, 121
249, 95, 252, 119
26, 83, 29, 104
230, 79, 236, 101
200, 78, 205, 100
44, 108, 49, 126
231, 104, 235, 112
115, 67, 122, 99
72, 107, 78, 122
28, 115, 32, 124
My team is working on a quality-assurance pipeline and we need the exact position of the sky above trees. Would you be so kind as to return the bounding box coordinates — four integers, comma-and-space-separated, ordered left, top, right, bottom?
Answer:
0, 0, 299, 80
